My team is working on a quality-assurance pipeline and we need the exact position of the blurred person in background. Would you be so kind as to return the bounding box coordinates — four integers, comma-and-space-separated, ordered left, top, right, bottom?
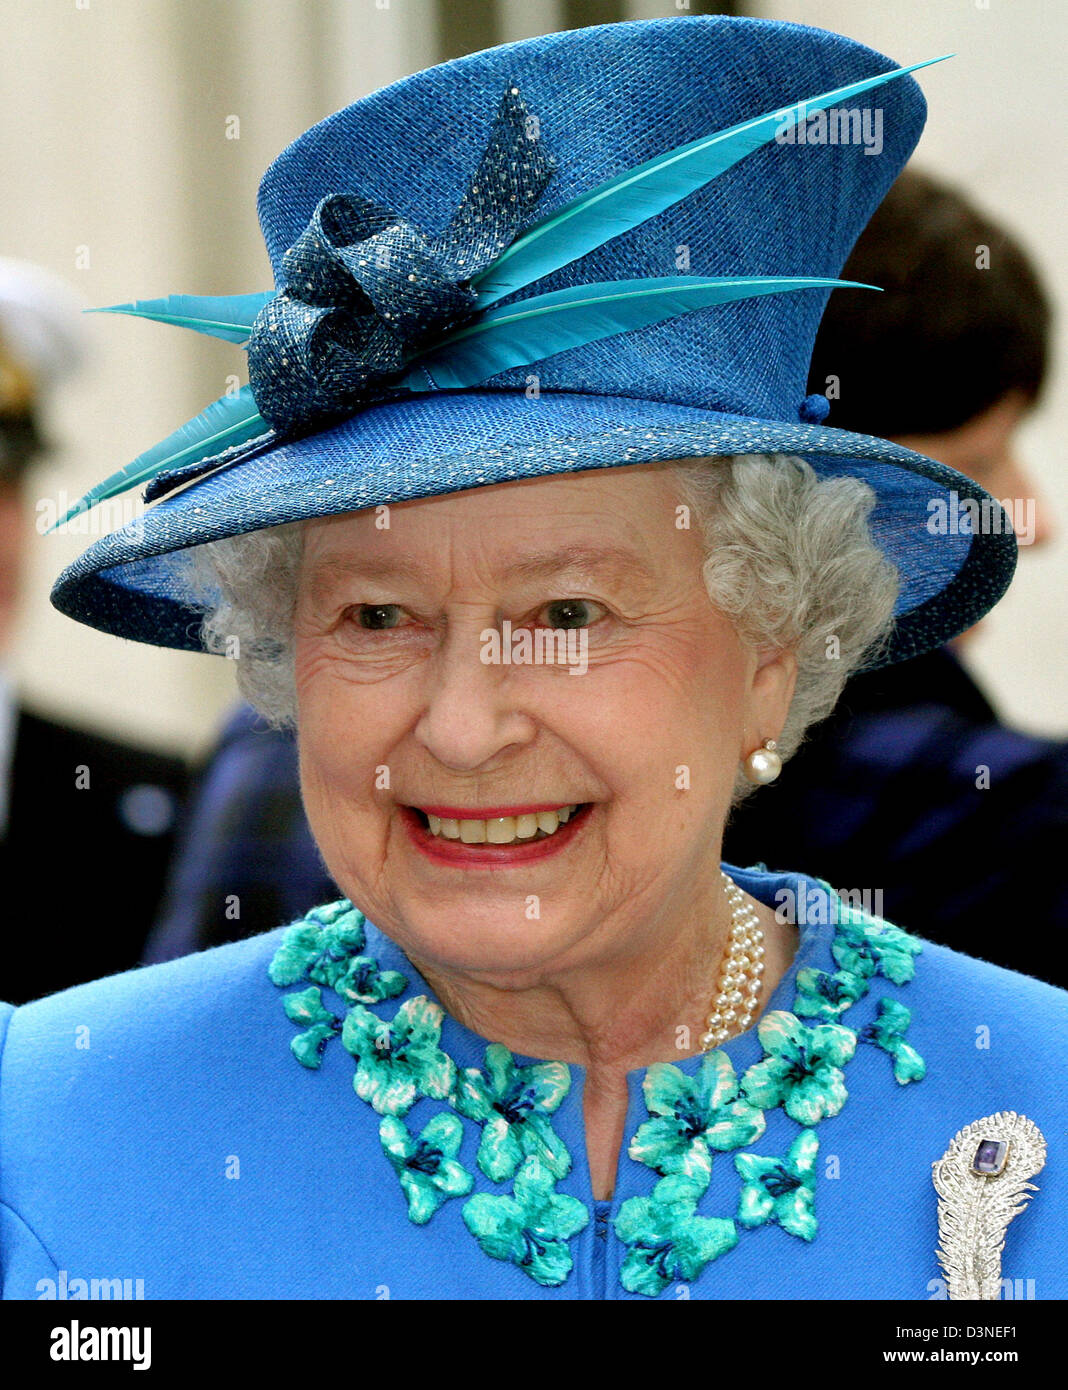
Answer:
144, 168, 1066, 987
725, 167, 1066, 984
0, 257, 189, 1004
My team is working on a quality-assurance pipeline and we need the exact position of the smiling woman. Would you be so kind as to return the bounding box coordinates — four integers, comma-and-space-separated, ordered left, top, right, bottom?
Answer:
2, 13, 1066, 1303
180, 453, 895, 1205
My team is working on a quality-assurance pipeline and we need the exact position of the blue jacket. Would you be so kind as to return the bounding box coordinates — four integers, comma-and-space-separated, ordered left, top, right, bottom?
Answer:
3, 865, 1066, 1300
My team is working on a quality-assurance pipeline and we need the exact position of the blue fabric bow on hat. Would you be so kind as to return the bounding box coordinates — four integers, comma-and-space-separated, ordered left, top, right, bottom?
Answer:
246, 87, 557, 435
52, 57, 943, 531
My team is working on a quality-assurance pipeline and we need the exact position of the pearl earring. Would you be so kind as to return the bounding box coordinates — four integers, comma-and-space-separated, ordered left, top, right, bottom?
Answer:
743, 738, 782, 785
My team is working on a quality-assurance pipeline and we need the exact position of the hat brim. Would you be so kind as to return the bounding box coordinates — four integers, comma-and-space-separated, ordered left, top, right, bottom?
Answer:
50, 388, 1016, 662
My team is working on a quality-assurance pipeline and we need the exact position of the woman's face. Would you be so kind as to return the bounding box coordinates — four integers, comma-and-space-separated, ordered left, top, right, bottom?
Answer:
294, 463, 795, 984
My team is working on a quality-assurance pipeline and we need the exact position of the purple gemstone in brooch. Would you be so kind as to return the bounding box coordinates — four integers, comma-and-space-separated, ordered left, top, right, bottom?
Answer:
971, 1137, 1009, 1176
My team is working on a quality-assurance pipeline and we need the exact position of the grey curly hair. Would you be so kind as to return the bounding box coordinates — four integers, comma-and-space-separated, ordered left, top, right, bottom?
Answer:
174, 453, 898, 800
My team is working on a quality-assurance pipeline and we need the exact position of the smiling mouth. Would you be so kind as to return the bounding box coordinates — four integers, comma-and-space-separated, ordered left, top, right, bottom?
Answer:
407, 803, 592, 845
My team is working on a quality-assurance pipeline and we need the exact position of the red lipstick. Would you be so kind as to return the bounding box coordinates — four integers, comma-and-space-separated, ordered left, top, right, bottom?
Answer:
414, 803, 578, 819
399, 803, 593, 868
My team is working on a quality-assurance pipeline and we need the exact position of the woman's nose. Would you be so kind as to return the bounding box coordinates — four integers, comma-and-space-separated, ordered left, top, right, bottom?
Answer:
413, 620, 538, 772
1003, 459, 1057, 548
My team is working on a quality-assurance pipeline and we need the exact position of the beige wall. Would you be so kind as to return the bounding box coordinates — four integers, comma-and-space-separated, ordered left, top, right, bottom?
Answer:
3, 0, 1064, 762
2, 0, 437, 758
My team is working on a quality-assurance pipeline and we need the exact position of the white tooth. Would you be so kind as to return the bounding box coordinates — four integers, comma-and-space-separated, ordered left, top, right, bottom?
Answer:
486, 817, 517, 844
439, 818, 461, 839
515, 814, 539, 839
427, 814, 442, 835
557, 805, 572, 823
459, 819, 487, 843
536, 810, 561, 835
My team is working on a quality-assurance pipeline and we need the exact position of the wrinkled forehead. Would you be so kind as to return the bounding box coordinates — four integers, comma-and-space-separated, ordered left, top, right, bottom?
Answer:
298, 464, 694, 591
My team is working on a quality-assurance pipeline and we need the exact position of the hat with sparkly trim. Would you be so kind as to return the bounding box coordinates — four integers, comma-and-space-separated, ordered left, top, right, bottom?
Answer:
48, 15, 1016, 661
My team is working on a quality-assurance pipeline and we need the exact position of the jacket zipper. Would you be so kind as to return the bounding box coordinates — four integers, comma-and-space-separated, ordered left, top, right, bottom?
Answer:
593, 1200, 612, 1299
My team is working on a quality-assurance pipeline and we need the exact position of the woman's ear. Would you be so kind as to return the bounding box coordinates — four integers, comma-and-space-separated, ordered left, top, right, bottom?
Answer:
740, 647, 797, 760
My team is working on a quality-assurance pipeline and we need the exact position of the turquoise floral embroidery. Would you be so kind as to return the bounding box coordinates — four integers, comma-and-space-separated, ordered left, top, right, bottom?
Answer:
830, 902, 923, 985
268, 899, 408, 1006
614, 1171, 738, 1297
380, 1113, 474, 1223
306, 900, 360, 927
269, 886, 927, 1296
342, 996, 455, 1116
735, 1129, 819, 1241
629, 1052, 765, 1180
268, 900, 368, 989
283, 985, 343, 1069
859, 997, 926, 1084
742, 1011, 856, 1124
463, 1155, 589, 1287
793, 966, 867, 1022
452, 1043, 572, 1181
332, 957, 409, 1007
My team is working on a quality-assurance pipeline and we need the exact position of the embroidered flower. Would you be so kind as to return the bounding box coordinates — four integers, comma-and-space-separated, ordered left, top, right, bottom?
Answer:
793, 966, 867, 1022
282, 985, 343, 1068
741, 1011, 856, 1124
614, 1172, 738, 1297
268, 900, 368, 990
380, 1113, 474, 1224
269, 900, 407, 1005
342, 995, 455, 1116
858, 997, 926, 1084
451, 1043, 573, 1181
332, 956, 409, 1006
629, 1052, 765, 1180
269, 884, 927, 1296
735, 1129, 819, 1241
306, 900, 361, 929
462, 1155, 589, 1287
830, 902, 923, 985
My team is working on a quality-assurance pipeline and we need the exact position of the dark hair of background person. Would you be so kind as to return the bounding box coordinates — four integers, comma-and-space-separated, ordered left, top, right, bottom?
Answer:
807, 166, 1052, 435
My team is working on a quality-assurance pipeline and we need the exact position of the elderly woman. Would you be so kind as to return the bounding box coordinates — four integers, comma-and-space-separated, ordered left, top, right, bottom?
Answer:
1, 15, 1065, 1302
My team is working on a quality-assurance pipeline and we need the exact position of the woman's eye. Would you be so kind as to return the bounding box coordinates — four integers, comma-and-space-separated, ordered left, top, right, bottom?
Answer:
538, 599, 606, 630
351, 604, 409, 630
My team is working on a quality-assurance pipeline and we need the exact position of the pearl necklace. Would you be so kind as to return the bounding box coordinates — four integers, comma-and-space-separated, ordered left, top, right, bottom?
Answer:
699, 870, 766, 1050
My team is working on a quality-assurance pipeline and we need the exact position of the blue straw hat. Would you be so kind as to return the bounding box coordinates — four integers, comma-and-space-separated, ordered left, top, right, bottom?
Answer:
50, 14, 1016, 662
